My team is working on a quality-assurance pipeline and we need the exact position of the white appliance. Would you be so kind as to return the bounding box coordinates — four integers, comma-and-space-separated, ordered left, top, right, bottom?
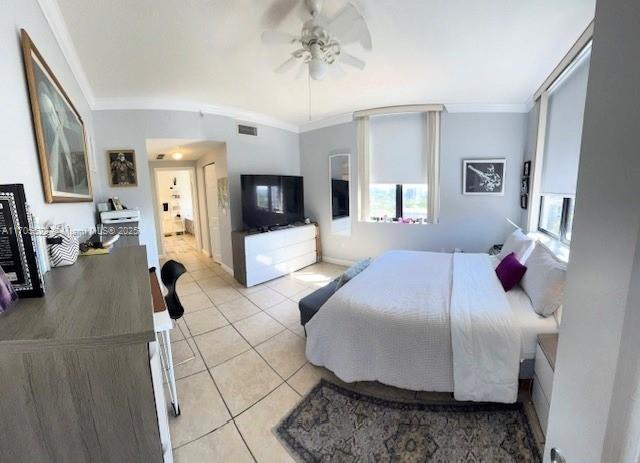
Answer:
100, 210, 141, 247
100, 210, 141, 224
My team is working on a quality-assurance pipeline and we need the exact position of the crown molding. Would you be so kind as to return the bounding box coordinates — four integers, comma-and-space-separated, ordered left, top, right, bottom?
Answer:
37, 0, 95, 107
92, 98, 300, 133
298, 113, 354, 133
444, 103, 531, 113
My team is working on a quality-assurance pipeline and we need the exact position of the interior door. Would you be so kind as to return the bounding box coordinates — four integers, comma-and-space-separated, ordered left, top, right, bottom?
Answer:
204, 164, 222, 263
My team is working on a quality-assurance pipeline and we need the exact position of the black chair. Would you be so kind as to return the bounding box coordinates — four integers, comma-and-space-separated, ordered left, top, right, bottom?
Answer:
160, 260, 187, 320
154, 260, 195, 416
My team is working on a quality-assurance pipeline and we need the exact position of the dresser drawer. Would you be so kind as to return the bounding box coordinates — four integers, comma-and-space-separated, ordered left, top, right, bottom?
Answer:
246, 252, 317, 287
532, 374, 550, 434
245, 224, 316, 256
535, 343, 554, 401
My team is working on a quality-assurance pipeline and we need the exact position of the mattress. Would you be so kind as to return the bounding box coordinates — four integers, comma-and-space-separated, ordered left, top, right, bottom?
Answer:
490, 256, 559, 359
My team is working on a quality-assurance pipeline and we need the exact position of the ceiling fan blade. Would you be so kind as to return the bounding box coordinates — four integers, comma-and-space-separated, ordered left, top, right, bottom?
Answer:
295, 61, 308, 79
342, 23, 372, 50
338, 52, 365, 70
275, 56, 299, 74
328, 62, 347, 79
327, 3, 362, 37
261, 0, 300, 28
261, 30, 298, 45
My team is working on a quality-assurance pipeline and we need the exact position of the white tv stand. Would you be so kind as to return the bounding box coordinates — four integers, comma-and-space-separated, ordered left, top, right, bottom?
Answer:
231, 223, 319, 287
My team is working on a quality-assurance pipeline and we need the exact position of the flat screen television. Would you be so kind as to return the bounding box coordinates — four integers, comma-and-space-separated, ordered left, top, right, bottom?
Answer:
241, 175, 304, 229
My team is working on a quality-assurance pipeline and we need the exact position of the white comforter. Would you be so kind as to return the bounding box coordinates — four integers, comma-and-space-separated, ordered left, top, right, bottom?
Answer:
305, 250, 521, 403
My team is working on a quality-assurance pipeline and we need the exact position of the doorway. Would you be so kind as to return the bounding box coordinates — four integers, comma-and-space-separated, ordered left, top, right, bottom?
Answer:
154, 167, 200, 255
204, 163, 222, 263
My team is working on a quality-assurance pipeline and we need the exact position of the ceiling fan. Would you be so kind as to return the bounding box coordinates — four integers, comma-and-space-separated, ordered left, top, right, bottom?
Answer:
261, 0, 372, 80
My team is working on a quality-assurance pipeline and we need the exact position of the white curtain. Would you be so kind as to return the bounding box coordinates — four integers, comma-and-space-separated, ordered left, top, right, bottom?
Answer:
356, 116, 370, 221
426, 111, 441, 224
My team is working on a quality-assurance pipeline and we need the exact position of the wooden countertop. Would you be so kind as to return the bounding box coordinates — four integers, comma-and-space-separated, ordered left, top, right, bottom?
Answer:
0, 246, 155, 353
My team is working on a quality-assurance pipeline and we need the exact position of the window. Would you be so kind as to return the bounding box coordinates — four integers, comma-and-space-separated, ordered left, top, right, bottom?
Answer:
402, 184, 428, 220
369, 183, 428, 220
538, 195, 574, 244
369, 184, 397, 218
356, 107, 441, 224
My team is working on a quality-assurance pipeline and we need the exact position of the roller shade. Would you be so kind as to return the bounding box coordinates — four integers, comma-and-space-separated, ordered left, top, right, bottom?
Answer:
369, 112, 426, 184
542, 49, 591, 195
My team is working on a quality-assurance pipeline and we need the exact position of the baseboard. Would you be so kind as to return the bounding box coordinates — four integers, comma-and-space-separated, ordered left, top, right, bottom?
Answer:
322, 256, 356, 266
201, 249, 211, 258
221, 262, 234, 276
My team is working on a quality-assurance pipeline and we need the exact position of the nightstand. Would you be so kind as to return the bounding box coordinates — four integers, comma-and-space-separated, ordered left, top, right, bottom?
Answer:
532, 333, 558, 435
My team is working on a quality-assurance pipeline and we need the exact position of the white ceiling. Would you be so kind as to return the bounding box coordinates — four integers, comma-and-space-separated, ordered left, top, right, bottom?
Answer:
145, 139, 224, 161
56, 0, 595, 129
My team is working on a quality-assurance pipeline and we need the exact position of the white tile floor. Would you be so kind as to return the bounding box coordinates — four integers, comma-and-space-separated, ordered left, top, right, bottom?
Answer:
161, 234, 545, 461
160, 234, 348, 462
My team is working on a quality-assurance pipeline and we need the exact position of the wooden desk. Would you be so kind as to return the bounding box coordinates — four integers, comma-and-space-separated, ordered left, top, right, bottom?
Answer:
0, 246, 166, 462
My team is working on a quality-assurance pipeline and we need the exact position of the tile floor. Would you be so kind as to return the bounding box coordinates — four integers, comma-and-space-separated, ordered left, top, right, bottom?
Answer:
160, 234, 545, 461
160, 234, 349, 462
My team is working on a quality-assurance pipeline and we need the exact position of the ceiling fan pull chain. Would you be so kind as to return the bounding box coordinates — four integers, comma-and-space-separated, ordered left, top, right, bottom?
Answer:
308, 70, 312, 121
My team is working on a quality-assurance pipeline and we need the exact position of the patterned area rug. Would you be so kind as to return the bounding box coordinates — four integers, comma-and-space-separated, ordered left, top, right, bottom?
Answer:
275, 380, 541, 462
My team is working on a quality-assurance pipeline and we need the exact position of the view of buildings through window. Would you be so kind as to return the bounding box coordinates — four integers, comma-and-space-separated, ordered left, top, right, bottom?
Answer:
369, 184, 428, 220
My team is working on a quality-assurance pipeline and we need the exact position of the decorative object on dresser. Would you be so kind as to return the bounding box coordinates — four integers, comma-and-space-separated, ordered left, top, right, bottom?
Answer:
462, 159, 506, 195
20, 30, 93, 203
532, 333, 558, 435
0, 184, 45, 298
232, 223, 318, 287
45, 226, 80, 267
0, 266, 18, 312
107, 150, 138, 186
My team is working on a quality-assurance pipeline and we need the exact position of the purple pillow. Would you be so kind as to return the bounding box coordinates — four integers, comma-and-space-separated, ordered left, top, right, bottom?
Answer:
495, 252, 527, 291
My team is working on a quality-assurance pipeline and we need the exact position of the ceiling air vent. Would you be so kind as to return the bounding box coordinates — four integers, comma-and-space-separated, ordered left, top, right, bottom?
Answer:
156, 154, 165, 160
238, 124, 258, 136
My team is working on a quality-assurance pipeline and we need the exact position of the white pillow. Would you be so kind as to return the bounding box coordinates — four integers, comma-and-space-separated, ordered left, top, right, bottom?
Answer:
498, 229, 535, 263
520, 243, 567, 316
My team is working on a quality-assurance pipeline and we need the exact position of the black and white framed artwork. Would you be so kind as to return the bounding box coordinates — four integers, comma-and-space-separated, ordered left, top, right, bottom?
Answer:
463, 159, 506, 195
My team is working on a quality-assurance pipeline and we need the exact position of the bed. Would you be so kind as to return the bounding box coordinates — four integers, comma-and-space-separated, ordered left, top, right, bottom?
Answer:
304, 250, 558, 404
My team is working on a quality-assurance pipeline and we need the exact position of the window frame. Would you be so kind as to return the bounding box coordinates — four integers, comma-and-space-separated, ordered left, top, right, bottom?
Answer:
538, 194, 574, 244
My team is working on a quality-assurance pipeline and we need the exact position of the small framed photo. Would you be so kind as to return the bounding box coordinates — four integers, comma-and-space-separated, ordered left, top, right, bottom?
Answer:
520, 177, 530, 195
520, 194, 529, 209
107, 150, 137, 187
523, 160, 531, 177
463, 159, 506, 195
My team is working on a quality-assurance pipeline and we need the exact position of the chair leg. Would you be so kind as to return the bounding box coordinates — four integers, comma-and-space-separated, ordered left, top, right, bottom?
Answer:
157, 332, 176, 407
161, 329, 180, 416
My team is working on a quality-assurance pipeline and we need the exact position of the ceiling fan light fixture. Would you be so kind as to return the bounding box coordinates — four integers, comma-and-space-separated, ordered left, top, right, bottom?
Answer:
309, 57, 327, 80
172, 152, 183, 160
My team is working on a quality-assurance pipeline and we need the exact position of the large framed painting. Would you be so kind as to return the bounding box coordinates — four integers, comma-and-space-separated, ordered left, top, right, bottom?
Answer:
462, 159, 506, 195
21, 29, 93, 203
107, 150, 138, 186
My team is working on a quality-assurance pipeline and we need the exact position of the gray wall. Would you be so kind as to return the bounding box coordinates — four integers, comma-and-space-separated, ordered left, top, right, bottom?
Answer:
92, 110, 300, 266
195, 146, 232, 268
544, 0, 640, 460
1, 0, 97, 231
300, 112, 527, 262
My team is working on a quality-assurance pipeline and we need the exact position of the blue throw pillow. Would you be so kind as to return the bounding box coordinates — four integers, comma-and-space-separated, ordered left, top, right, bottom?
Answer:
336, 258, 371, 289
